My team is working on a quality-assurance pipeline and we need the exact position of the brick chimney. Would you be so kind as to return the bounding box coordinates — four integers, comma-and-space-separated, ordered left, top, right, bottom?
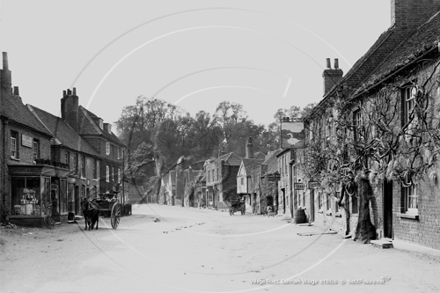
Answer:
1, 52, 12, 93
104, 123, 112, 134
391, 0, 440, 31
245, 137, 254, 159
322, 58, 343, 96
61, 87, 79, 132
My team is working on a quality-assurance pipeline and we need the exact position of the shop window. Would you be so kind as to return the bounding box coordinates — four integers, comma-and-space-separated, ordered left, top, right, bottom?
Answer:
10, 131, 19, 158
33, 139, 40, 160
59, 179, 67, 214
11, 177, 47, 217
106, 165, 110, 182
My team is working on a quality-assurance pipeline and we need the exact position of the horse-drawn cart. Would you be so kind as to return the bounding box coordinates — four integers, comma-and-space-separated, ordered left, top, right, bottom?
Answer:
91, 198, 122, 229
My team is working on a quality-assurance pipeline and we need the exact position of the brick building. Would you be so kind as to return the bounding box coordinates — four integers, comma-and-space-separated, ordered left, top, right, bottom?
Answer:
27, 104, 101, 216
60, 90, 126, 198
302, 0, 440, 249
1, 52, 72, 226
205, 152, 241, 210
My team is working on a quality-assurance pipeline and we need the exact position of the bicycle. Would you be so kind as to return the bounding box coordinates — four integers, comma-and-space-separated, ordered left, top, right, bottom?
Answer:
43, 204, 55, 229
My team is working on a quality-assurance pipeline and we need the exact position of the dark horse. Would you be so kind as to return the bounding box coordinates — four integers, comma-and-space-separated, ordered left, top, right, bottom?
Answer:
80, 198, 99, 231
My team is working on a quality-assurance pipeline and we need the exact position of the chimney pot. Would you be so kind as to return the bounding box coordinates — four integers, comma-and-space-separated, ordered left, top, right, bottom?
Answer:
334, 58, 339, 69
13, 86, 19, 96
67, 89, 72, 95
326, 58, 331, 69
73, 87, 76, 96
2, 52, 8, 70
63, 90, 67, 97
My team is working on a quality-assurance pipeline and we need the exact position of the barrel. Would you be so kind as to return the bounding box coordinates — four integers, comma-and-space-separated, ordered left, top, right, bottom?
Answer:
294, 208, 307, 224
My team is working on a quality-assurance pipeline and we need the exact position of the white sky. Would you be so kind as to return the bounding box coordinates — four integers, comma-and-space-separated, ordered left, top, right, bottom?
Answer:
0, 0, 391, 128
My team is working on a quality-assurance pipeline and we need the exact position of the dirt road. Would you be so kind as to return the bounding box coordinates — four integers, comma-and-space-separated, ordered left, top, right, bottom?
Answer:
1, 204, 439, 293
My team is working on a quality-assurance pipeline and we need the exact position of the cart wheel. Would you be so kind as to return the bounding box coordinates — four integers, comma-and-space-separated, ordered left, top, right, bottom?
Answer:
111, 203, 121, 229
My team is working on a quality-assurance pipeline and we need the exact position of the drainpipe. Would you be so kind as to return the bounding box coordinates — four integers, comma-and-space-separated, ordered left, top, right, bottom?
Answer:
1, 117, 9, 207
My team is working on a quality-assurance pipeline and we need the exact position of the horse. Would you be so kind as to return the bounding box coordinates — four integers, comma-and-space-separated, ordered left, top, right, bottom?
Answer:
80, 198, 99, 231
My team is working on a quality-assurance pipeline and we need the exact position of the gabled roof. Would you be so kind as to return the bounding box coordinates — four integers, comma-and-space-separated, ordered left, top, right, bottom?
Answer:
28, 105, 100, 156
1, 93, 52, 137
254, 152, 266, 160
262, 148, 283, 176
79, 106, 125, 147
240, 158, 264, 173
355, 10, 440, 95
216, 152, 242, 166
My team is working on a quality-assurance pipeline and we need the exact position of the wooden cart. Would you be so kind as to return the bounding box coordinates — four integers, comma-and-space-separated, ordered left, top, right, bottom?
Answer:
91, 198, 122, 229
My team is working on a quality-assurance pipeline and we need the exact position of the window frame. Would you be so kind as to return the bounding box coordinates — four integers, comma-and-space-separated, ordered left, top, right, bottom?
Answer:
106, 165, 110, 182
402, 176, 418, 215
105, 142, 110, 156
33, 139, 40, 160
10, 131, 19, 158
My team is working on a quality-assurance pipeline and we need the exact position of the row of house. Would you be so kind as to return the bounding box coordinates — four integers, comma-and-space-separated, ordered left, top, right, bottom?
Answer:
0, 53, 126, 226
295, 0, 440, 250
161, 0, 440, 252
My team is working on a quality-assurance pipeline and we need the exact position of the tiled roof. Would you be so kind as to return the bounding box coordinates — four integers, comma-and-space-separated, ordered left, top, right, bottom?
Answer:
356, 10, 440, 94
262, 148, 283, 175
80, 106, 125, 147
28, 105, 100, 156
254, 152, 266, 160
241, 158, 264, 173
216, 152, 242, 166
2, 93, 52, 137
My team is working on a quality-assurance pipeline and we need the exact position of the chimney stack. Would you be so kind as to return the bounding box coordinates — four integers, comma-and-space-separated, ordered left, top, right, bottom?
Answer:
61, 88, 79, 132
1, 52, 12, 93
322, 58, 343, 96
391, 0, 440, 31
245, 137, 254, 159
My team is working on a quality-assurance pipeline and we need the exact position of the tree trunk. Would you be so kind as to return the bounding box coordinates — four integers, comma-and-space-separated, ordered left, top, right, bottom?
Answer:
354, 177, 377, 243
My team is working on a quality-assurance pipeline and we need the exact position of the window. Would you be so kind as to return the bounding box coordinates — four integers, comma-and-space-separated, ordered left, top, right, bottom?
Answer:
106, 142, 110, 156
112, 167, 115, 182
241, 177, 244, 185
10, 131, 19, 158
353, 110, 361, 141
65, 151, 70, 168
118, 169, 121, 183
402, 87, 416, 126
117, 147, 120, 159
93, 159, 97, 179
402, 176, 418, 214
33, 140, 40, 160
81, 156, 86, 178
73, 154, 78, 174
106, 165, 109, 182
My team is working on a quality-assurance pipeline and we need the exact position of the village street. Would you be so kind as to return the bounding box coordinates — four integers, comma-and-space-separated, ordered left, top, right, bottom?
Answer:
1, 204, 439, 293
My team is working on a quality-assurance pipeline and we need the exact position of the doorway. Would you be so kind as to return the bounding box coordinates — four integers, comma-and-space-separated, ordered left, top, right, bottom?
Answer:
383, 180, 393, 239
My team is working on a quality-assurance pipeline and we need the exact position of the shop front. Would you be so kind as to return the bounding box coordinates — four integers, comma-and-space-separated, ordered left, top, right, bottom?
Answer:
8, 165, 70, 227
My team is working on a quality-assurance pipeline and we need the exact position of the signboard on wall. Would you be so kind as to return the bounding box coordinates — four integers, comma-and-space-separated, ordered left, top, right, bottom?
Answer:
294, 183, 305, 190
280, 118, 305, 149
21, 134, 33, 148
